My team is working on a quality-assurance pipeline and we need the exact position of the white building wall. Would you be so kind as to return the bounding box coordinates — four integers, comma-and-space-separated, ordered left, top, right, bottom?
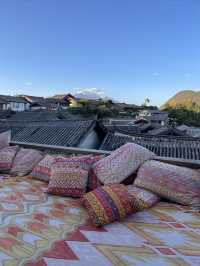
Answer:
10, 102, 26, 112
78, 130, 100, 149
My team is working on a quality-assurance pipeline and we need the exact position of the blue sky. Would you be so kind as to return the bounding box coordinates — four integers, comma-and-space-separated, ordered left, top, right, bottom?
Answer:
0, 0, 199, 106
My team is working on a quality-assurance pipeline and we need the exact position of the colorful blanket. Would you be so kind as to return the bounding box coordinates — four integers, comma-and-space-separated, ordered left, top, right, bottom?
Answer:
0, 177, 199, 265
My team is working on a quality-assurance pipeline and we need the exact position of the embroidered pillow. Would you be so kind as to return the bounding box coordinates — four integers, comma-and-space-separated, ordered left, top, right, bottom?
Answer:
47, 165, 88, 197
11, 148, 44, 176
0, 130, 11, 149
93, 143, 155, 184
29, 154, 55, 182
0, 145, 19, 173
82, 184, 134, 226
135, 160, 200, 207
127, 185, 160, 211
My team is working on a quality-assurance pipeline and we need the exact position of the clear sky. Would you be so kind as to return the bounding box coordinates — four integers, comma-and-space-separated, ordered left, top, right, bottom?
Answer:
0, 0, 199, 106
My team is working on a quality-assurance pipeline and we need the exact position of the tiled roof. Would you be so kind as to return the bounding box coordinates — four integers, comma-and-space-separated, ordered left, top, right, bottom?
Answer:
11, 120, 95, 147
0, 95, 27, 103
148, 126, 186, 136
8, 111, 60, 122
103, 124, 141, 135
100, 132, 200, 160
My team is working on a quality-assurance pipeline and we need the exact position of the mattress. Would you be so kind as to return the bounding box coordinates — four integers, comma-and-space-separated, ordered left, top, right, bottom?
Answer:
0, 176, 199, 266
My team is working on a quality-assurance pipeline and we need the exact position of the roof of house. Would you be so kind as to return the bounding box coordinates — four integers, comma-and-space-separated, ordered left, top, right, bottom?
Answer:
100, 132, 200, 160
148, 126, 186, 136
0, 95, 28, 104
21, 95, 45, 103
6, 120, 96, 147
102, 124, 141, 135
7, 111, 60, 122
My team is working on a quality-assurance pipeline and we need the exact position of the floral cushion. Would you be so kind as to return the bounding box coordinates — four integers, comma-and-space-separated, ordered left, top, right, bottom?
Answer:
29, 154, 55, 182
82, 184, 134, 226
93, 143, 155, 184
47, 164, 88, 197
0, 130, 11, 149
135, 160, 200, 207
0, 145, 19, 173
11, 148, 44, 176
127, 185, 160, 211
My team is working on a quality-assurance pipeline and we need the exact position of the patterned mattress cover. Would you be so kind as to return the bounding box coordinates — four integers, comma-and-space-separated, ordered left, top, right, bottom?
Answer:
0, 176, 199, 266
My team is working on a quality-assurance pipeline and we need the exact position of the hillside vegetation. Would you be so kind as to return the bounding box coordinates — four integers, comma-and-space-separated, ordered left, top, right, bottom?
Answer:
162, 90, 200, 112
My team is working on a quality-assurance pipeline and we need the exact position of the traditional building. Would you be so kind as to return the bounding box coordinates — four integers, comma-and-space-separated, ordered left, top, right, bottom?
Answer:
0, 95, 30, 112
136, 109, 169, 125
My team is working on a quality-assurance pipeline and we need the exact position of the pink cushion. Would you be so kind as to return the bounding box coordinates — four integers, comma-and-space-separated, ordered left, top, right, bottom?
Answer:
30, 154, 55, 182
135, 160, 200, 207
53, 154, 103, 171
127, 185, 160, 211
0, 146, 19, 173
11, 148, 44, 176
93, 143, 155, 184
47, 164, 88, 197
0, 131, 11, 149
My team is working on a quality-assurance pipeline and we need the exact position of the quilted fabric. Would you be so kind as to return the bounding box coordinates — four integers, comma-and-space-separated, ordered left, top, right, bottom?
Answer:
135, 160, 200, 207
11, 148, 44, 176
93, 143, 155, 184
82, 184, 134, 226
127, 185, 160, 211
0, 130, 11, 149
0, 145, 19, 173
47, 165, 88, 197
29, 154, 55, 182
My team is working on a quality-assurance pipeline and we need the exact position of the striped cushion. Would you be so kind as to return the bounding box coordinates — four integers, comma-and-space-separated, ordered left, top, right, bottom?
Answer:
127, 185, 160, 211
93, 143, 155, 184
82, 184, 134, 226
30, 155, 55, 182
135, 160, 200, 207
11, 148, 44, 176
47, 165, 88, 197
0, 146, 19, 173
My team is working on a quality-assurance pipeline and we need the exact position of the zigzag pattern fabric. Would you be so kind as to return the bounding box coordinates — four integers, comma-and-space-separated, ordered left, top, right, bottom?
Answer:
47, 166, 88, 197
127, 185, 160, 211
135, 160, 200, 207
0, 145, 19, 173
30, 154, 55, 182
93, 143, 155, 184
82, 184, 134, 226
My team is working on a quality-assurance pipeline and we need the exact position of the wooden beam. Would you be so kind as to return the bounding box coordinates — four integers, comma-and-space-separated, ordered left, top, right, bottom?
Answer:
10, 141, 200, 169
10, 141, 111, 156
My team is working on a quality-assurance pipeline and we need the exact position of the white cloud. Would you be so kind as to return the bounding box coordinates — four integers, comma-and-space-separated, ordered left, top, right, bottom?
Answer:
71, 88, 106, 100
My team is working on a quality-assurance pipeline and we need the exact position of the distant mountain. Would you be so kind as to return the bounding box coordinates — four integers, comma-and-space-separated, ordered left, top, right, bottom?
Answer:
53, 88, 113, 101
161, 90, 200, 110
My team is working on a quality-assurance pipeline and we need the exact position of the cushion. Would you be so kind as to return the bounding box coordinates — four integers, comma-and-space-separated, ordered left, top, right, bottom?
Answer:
0, 145, 19, 173
47, 165, 88, 197
11, 148, 44, 176
127, 185, 160, 211
0, 130, 11, 149
87, 168, 102, 192
82, 184, 134, 226
93, 143, 155, 184
53, 154, 104, 171
135, 160, 200, 207
29, 154, 55, 182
